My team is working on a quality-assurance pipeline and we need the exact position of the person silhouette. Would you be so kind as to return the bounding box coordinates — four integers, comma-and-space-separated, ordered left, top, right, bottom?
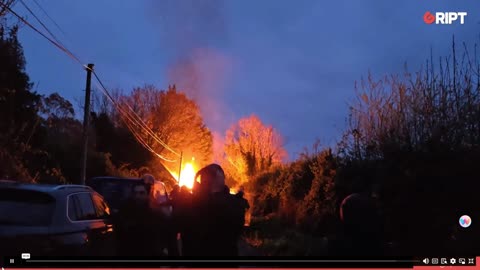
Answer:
178, 164, 245, 256
116, 183, 159, 256
328, 193, 384, 256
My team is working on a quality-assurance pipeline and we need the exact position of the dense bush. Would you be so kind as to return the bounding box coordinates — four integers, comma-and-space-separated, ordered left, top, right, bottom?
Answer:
248, 146, 337, 235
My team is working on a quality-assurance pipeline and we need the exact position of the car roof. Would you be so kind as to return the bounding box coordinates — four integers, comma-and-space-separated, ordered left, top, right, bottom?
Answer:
88, 176, 142, 182
87, 176, 168, 189
0, 180, 93, 194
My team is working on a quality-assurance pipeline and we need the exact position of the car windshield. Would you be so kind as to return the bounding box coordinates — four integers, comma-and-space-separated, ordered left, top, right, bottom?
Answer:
0, 189, 55, 226
88, 179, 137, 210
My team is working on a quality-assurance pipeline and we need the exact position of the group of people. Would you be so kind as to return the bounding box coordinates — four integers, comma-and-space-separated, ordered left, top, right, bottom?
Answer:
111, 163, 388, 257
114, 163, 249, 257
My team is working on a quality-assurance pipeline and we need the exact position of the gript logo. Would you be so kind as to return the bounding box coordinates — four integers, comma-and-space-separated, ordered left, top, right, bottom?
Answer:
423, 11, 467, 24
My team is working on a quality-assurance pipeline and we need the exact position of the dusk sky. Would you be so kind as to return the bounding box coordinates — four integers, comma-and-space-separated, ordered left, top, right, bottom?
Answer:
13, 0, 480, 160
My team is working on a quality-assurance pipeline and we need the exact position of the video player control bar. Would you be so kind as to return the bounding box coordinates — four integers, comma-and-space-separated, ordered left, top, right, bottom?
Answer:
421, 257, 476, 266
4, 256, 476, 268
4, 257, 417, 268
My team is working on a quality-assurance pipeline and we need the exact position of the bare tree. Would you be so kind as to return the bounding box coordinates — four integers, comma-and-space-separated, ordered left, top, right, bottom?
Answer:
0, 0, 15, 18
223, 114, 287, 185
340, 37, 480, 160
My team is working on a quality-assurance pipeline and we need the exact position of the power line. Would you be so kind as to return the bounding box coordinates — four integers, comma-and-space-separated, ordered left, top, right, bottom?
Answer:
31, 0, 69, 38
0, 0, 14, 17
123, 111, 178, 163
92, 72, 179, 161
0, 2, 182, 163
26, 0, 88, 73
18, 0, 65, 48
123, 110, 176, 162
92, 76, 178, 163
0, 1, 84, 66
92, 71, 181, 157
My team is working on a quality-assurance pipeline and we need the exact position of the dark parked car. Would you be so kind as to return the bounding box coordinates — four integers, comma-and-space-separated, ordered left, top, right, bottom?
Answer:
0, 180, 115, 257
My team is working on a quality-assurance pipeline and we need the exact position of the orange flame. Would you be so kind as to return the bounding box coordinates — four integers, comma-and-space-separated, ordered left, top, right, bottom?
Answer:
171, 162, 197, 189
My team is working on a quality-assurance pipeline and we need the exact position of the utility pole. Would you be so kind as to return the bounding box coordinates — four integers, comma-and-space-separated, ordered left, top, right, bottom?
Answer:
80, 63, 94, 185
177, 151, 183, 184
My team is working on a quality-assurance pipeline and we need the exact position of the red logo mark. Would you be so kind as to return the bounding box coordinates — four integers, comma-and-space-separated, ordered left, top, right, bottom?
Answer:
424, 11, 435, 24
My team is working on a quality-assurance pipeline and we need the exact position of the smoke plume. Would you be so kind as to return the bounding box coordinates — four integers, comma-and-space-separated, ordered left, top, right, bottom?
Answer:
147, 0, 234, 160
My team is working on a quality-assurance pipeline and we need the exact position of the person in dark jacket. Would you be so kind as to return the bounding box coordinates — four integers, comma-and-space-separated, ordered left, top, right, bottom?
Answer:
178, 164, 245, 256
170, 184, 180, 202
116, 182, 160, 256
224, 185, 230, 194
327, 193, 384, 256
144, 175, 179, 257
235, 188, 250, 226
235, 188, 250, 212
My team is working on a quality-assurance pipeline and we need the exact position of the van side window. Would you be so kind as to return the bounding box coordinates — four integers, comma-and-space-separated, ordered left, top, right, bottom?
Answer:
92, 193, 110, 218
68, 193, 97, 221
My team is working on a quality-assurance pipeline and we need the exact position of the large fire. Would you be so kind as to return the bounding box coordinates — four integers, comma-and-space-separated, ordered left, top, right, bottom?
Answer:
171, 162, 197, 189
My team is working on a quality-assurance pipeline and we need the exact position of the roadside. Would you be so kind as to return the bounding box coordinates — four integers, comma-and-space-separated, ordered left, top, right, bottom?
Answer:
240, 217, 329, 256
238, 238, 262, 256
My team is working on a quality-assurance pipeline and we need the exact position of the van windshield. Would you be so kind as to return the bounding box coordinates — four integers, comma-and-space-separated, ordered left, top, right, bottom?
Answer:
88, 178, 140, 210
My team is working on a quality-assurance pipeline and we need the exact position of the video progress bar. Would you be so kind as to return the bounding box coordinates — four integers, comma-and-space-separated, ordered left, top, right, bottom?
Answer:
26, 259, 418, 263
